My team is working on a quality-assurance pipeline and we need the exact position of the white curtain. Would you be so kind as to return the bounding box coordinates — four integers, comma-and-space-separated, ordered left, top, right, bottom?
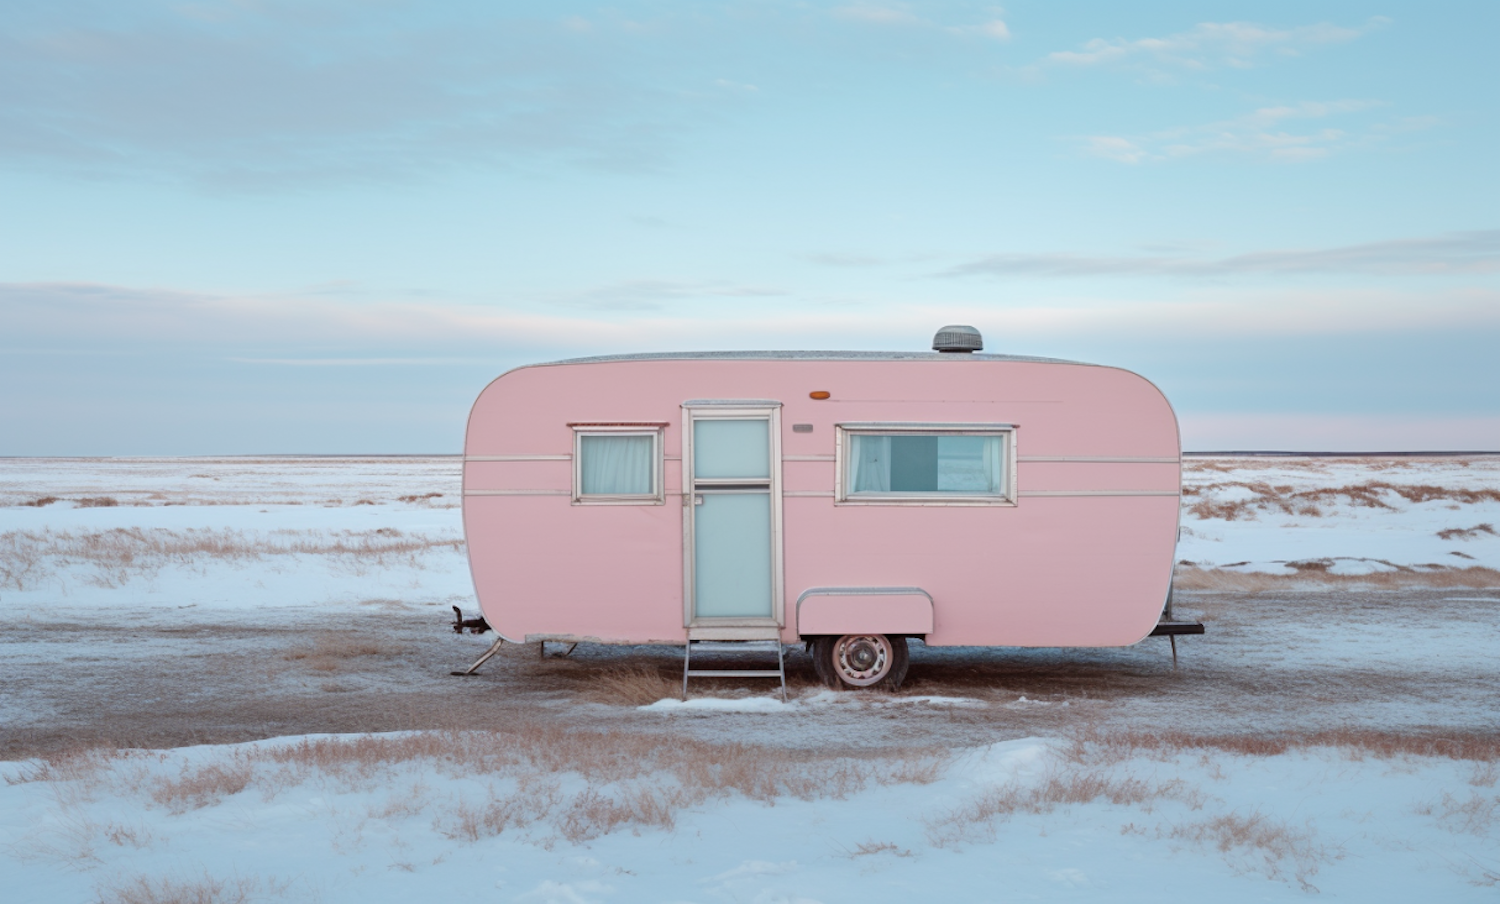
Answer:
580, 435, 654, 495
848, 435, 891, 493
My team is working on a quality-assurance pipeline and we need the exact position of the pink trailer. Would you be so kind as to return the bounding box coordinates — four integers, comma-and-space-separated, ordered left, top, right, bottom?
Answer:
458, 326, 1189, 691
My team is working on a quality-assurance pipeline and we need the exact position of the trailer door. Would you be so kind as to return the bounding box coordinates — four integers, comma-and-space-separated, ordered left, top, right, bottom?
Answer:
682, 402, 784, 628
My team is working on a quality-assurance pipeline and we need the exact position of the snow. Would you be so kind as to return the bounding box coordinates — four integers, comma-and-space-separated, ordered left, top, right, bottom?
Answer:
637, 693, 987, 713
640, 696, 793, 713
1177, 455, 1500, 576
3, 732, 1497, 901
2, 455, 1499, 901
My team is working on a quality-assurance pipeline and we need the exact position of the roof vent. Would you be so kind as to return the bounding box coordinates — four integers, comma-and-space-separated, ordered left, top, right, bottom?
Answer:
932, 324, 982, 353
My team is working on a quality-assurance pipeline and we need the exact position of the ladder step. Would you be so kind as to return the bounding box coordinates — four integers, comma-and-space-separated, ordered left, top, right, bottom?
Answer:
686, 669, 785, 678
686, 626, 783, 641
690, 641, 782, 652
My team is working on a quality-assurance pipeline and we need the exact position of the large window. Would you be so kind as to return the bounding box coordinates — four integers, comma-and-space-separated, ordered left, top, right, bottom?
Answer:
572, 427, 664, 504
837, 424, 1014, 504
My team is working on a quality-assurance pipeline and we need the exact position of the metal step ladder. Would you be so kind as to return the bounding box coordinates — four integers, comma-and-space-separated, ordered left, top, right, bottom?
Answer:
682, 626, 787, 702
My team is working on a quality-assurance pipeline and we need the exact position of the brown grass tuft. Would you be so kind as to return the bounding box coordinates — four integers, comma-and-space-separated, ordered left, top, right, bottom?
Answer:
95, 873, 278, 904
1167, 811, 1340, 890
21, 495, 60, 507
589, 665, 684, 706
150, 759, 255, 813
846, 840, 912, 858
1418, 791, 1500, 835
1173, 565, 1500, 591
1185, 480, 1500, 522
76, 497, 120, 507
1063, 727, 1500, 764
926, 768, 1200, 848
5, 746, 133, 786
1438, 523, 1497, 541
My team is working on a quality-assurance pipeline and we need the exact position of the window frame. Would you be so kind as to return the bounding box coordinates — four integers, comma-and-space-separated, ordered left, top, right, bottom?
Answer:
834, 422, 1017, 506
571, 424, 666, 505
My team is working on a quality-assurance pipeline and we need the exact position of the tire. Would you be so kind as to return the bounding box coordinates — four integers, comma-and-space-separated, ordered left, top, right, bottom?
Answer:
811, 634, 909, 690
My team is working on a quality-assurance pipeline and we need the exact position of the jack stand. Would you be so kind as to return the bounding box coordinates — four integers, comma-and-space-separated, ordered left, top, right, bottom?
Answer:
452, 636, 506, 676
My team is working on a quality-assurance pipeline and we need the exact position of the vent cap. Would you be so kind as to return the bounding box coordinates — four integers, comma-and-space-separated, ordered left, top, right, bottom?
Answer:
932, 324, 983, 353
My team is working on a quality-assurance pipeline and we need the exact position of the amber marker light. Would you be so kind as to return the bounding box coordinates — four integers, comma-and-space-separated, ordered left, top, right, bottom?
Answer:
809, 391, 831, 400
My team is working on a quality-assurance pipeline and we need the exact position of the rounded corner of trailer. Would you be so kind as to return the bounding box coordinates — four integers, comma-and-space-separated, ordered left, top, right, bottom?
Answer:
461, 362, 552, 450
1093, 363, 1183, 456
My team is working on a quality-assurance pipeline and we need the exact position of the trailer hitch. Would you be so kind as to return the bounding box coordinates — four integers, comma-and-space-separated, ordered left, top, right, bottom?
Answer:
451, 605, 491, 634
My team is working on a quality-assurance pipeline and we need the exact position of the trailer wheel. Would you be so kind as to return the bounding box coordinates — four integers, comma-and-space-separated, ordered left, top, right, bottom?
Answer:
811, 634, 909, 689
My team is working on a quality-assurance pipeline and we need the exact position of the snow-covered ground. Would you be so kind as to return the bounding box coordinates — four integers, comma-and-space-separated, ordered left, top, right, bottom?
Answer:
1178, 455, 1500, 580
1, 455, 1498, 902
3, 731, 1497, 902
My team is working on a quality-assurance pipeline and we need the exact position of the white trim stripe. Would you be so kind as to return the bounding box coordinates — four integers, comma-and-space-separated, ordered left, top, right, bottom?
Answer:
1017, 490, 1180, 497
1017, 456, 1179, 463
464, 489, 571, 496
465, 454, 571, 462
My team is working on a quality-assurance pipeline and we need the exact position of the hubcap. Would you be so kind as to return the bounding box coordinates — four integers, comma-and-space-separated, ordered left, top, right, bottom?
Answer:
833, 634, 892, 687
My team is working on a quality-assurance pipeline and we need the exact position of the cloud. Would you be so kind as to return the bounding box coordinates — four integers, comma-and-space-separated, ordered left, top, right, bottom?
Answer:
0, 3, 737, 187
6, 275, 1498, 368
1045, 17, 1388, 71
1181, 413, 1500, 453
1077, 99, 1403, 163
944, 230, 1500, 279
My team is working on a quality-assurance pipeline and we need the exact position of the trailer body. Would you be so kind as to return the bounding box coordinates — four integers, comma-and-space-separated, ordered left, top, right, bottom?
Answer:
462, 349, 1180, 652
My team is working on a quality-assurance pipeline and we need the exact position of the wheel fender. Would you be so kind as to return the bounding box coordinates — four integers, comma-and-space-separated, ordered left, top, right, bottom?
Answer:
795, 587, 933, 637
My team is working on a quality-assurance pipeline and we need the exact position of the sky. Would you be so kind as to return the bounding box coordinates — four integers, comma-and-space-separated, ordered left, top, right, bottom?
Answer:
1, 0, 1496, 454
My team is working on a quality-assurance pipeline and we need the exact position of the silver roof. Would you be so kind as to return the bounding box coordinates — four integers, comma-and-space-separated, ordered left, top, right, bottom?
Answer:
540, 350, 1087, 367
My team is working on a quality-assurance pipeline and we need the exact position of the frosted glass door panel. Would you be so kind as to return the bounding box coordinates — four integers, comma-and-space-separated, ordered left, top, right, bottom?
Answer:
693, 493, 773, 618
693, 419, 770, 479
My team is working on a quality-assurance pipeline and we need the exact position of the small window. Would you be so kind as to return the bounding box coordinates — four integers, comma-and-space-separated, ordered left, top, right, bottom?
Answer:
573, 428, 663, 504
837, 424, 1014, 504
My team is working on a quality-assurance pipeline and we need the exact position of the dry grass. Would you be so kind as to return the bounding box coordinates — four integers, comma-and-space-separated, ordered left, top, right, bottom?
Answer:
20, 496, 60, 507
928, 730, 1371, 888
844, 840, 912, 858
1417, 792, 1500, 835
926, 768, 1202, 848
1173, 565, 1500, 591
27, 727, 946, 847
0, 526, 465, 590
282, 634, 409, 672
4, 746, 136, 786
589, 665, 685, 706
1183, 480, 1500, 522
1184, 456, 1497, 474
1166, 811, 1339, 890
76, 496, 121, 508
150, 759, 255, 813
96, 873, 279, 904
1439, 523, 1498, 541
1061, 727, 1500, 764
